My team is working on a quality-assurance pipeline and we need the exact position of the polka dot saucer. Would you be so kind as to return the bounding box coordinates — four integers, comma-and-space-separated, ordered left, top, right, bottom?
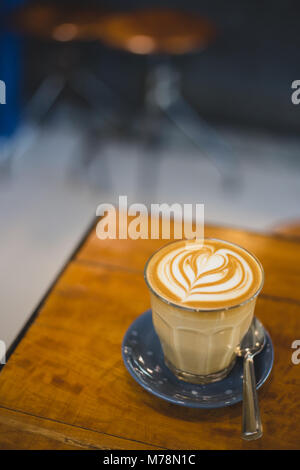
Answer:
122, 310, 274, 408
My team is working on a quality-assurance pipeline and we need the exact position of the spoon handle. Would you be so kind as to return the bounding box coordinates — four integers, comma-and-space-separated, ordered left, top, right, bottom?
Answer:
242, 352, 263, 440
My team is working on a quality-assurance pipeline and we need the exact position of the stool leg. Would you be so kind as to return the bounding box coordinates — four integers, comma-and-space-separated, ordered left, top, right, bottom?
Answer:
0, 74, 65, 177
147, 63, 241, 191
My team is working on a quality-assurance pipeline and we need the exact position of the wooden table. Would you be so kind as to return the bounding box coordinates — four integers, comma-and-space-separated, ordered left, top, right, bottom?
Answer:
0, 216, 300, 450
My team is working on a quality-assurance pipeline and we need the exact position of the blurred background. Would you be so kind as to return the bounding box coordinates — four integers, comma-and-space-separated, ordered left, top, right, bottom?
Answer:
1, 0, 300, 349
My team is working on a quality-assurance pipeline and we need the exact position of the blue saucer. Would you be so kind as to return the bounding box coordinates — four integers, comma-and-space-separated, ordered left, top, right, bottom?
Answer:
122, 310, 274, 408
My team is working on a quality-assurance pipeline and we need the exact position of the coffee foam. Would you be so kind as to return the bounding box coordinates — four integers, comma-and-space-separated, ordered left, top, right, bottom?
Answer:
145, 239, 263, 309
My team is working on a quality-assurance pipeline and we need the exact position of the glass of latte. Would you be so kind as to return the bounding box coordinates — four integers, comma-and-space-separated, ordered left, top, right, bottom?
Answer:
144, 238, 264, 384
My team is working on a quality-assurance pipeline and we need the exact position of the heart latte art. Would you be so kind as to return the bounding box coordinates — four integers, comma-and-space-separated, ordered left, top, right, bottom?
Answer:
145, 239, 263, 309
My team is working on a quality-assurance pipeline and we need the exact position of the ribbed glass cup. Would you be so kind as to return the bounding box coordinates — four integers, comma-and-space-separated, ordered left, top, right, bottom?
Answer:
144, 239, 264, 384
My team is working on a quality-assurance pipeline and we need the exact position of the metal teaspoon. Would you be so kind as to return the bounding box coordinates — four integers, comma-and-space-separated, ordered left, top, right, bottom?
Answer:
236, 317, 266, 441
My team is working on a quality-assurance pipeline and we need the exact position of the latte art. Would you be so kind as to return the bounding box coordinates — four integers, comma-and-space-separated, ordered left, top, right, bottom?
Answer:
145, 239, 263, 309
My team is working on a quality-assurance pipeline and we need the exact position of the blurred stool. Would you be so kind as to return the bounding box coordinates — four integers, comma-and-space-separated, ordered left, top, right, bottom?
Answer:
12, 2, 107, 42
94, 9, 215, 55
91, 8, 238, 191
9, 1, 113, 113
272, 220, 300, 239
5, 1, 117, 189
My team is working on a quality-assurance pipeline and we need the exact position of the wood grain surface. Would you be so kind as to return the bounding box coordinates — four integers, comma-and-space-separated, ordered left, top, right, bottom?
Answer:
0, 214, 299, 449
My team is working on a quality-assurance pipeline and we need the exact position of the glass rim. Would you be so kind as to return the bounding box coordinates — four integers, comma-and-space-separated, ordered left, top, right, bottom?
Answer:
144, 237, 265, 313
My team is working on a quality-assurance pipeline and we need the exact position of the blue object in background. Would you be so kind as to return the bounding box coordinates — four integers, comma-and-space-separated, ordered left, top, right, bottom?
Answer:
0, 0, 26, 139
